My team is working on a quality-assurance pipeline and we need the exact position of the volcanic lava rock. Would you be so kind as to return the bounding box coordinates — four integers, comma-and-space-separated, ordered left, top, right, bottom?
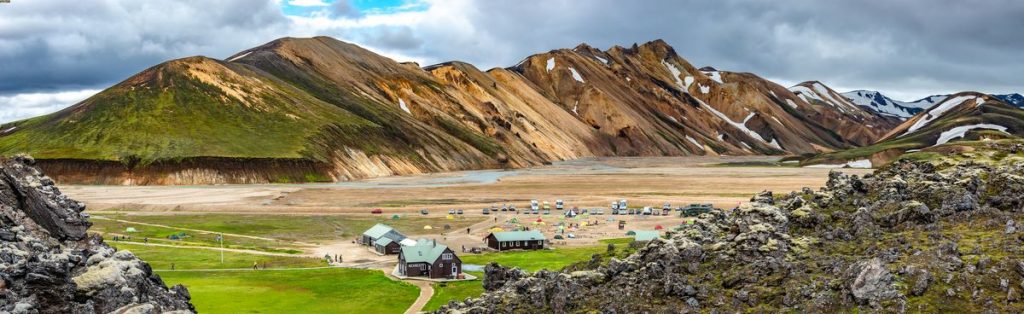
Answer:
0, 156, 194, 313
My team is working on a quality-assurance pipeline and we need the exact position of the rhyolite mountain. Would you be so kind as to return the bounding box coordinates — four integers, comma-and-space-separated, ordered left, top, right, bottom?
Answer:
843, 90, 1024, 119
0, 37, 901, 184
803, 92, 1024, 166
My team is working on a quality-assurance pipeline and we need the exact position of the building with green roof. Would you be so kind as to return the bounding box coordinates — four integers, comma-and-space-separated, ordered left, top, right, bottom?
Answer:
484, 230, 546, 251
361, 223, 408, 254
398, 239, 462, 279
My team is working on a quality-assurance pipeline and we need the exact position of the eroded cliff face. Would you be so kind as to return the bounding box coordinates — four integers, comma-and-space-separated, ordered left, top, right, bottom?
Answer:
438, 155, 1024, 313
0, 156, 194, 312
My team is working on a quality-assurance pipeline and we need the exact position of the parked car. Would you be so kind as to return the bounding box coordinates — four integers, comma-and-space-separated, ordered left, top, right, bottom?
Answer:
593, 209, 604, 215
371, 208, 383, 214
532, 208, 539, 214
420, 209, 429, 215
543, 209, 551, 215
483, 208, 491, 215
555, 199, 564, 210
627, 208, 636, 215
641, 206, 653, 215
457, 209, 464, 215
509, 205, 517, 212
448, 209, 456, 215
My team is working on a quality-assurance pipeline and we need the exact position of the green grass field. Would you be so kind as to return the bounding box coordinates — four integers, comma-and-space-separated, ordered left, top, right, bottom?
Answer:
423, 271, 484, 312
110, 242, 325, 270
159, 268, 418, 314
94, 213, 482, 244
105, 211, 637, 313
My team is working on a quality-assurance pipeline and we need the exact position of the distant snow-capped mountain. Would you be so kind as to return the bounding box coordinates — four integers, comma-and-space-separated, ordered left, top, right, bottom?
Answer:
841, 90, 925, 119
844, 90, 1023, 119
995, 93, 1024, 107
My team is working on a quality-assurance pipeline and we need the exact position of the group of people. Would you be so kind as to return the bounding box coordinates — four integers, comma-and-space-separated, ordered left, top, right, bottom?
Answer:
109, 235, 148, 243
324, 253, 343, 264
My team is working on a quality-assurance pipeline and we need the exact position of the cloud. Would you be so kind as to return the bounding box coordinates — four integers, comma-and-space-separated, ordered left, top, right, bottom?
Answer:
0, 89, 101, 123
0, 0, 1021, 124
288, 0, 330, 7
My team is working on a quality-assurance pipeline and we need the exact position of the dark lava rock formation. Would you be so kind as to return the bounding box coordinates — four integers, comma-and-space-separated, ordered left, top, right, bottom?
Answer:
0, 156, 194, 313
438, 158, 1024, 313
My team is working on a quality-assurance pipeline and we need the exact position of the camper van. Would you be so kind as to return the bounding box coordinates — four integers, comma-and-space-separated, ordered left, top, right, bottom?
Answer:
555, 199, 564, 210
530, 200, 540, 211
641, 207, 653, 215
542, 201, 551, 211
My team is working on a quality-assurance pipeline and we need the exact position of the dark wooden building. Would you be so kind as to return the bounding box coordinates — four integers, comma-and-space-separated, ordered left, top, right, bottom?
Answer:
484, 230, 546, 251
398, 239, 462, 279
361, 223, 409, 255
374, 237, 403, 254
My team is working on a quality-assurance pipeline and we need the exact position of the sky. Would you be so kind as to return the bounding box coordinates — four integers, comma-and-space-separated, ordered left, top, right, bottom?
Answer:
0, 0, 1021, 123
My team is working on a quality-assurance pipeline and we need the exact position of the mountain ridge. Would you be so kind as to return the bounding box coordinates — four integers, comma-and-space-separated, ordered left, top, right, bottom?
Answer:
0, 37, 924, 184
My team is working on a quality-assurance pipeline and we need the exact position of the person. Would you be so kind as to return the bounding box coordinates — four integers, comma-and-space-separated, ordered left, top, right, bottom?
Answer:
144, 237, 148, 244
467, 228, 471, 234
171, 263, 175, 270
338, 254, 343, 263
253, 261, 258, 270
461, 245, 466, 252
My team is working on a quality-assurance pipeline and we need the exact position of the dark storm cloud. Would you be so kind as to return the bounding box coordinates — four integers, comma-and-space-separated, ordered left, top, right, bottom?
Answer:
0, 0, 290, 94
0, 0, 1021, 117
427, 0, 1024, 99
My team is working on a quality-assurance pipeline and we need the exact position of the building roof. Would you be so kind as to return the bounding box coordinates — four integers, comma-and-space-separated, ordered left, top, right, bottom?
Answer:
632, 230, 660, 242
490, 230, 546, 242
401, 239, 450, 264
374, 237, 395, 247
363, 223, 395, 239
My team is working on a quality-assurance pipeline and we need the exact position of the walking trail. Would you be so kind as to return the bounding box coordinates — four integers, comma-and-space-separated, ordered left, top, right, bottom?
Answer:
403, 279, 435, 314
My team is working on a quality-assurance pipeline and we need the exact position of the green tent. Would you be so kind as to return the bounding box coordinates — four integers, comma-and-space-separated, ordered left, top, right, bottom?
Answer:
625, 230, 636, 236
391, 214, 400, 220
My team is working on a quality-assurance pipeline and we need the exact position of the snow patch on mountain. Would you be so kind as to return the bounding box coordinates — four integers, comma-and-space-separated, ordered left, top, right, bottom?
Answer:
934, 124, 1008, 146
685, 136, 703, 150
703, 70, 723, 84
546, 58, 555, 72
227, 51, 252, 62
701, 103, 766, 143
569, 67, 584, 83
398, 99, 411, 114
662, 60, 686, 91
902, 95, 977, 136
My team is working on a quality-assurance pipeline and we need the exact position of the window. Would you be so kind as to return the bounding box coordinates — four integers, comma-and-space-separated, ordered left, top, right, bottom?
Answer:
442, 253, 452, 260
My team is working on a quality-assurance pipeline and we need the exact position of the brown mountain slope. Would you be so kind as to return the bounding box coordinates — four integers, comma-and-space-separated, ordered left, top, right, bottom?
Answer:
789, 81, 903, 146
0, 36, 898, 184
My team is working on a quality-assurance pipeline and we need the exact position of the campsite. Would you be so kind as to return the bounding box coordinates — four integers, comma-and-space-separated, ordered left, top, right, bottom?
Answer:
71, 157, 869, 313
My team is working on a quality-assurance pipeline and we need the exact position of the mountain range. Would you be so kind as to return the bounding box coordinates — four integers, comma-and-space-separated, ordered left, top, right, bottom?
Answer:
0, 36, 1018, 184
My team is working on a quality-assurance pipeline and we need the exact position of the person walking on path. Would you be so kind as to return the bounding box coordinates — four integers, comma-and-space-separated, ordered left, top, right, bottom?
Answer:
252, 261, 258, 270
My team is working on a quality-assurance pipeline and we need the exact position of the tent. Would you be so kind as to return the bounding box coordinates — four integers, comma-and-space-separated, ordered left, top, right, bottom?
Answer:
625, 230, 637, 236
491, 227, 504, 232
654, 225, 664, 230
423, 225, 433, 230
444, 224, 452, 230
391, 214, 401, 220
446, 214, 455, 220
553, 234, 564, 239
536, 218, 544, 223
509, 218, 519, 224
125, 227, 138, 233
